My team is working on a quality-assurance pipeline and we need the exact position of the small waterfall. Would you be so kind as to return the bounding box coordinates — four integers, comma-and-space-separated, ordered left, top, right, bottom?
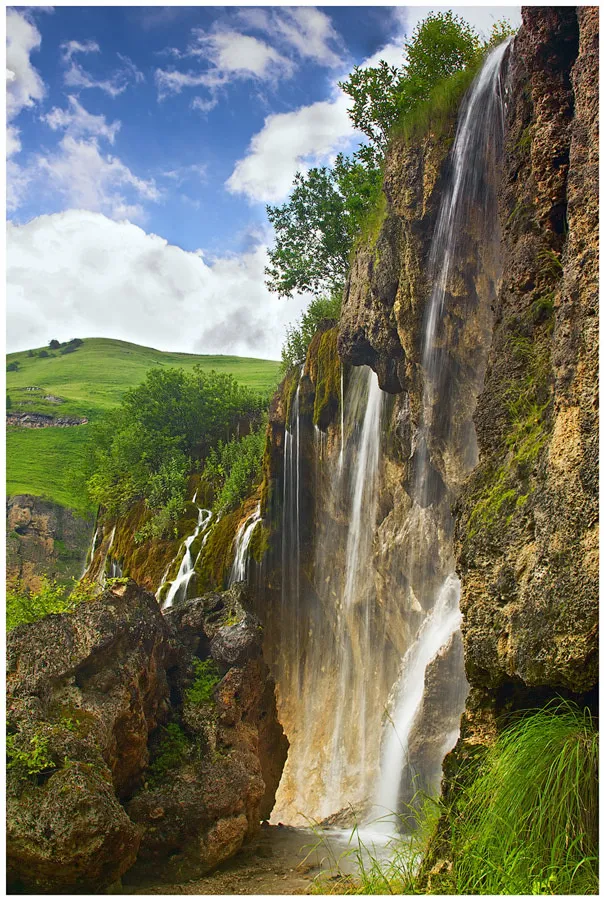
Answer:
229, 503, 261, 585
100, 526, 116, 587
82, 524, 101, 578
162, 502, 212, 610
373, 41, 508, 821
373, 575, 462, 828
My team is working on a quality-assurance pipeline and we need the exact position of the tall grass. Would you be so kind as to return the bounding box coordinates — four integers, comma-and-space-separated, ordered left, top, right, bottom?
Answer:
308, 701, 598, 895
451, 700, 599, 895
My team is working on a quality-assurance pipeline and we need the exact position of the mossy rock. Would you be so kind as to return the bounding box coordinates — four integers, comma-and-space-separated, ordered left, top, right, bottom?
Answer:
195, 511, 240, 592
248, 522, 270, 564
312, 327, 341, 430
283, 367, 300, 428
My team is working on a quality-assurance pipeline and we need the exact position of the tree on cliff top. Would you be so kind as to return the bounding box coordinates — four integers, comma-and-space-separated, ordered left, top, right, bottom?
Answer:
266, 12, 514, 301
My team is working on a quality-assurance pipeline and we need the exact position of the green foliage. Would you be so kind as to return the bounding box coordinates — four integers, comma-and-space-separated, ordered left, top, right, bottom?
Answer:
340, 12, 484, 153
6, 394, 12, 410
6, 337, 281, 514
146, 723, 189, 789
185, 658, 221, 705
204, 427, 265, 514
451, 702, 598, 895
265, 152, 382, 298
313, 327, 341, 429
7, 732, 55, 779
6, 576, 96, 631
7, 361, 20, 372
281, 294, 342, 372
85, 365, 263, 531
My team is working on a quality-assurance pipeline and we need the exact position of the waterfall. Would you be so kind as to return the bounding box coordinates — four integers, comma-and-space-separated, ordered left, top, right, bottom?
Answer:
229, 503, 261, 585
373, 41, 508, 822
162, 502, 212, 610
273, 366, 388, 822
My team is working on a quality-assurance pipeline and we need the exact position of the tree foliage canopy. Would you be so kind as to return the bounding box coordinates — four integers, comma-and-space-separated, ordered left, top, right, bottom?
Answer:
86, 366, 264, 529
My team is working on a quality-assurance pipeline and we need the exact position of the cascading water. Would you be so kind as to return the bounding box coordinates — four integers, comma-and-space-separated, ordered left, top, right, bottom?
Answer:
373, 41, 509, 822
258, 43, 508, 829
162, 499, 212, 610
229, 503, 261, 585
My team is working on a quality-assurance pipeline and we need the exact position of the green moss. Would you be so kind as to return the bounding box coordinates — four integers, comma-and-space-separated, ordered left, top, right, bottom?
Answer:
195, 510, 240, 591
186, 658, 221, 705
393, 61, 481, 145
146, 722, 190, 788
354, 190, 387, 253
313, 327, 342, 430
249, 521, 270, 563
283, 366, 301, 428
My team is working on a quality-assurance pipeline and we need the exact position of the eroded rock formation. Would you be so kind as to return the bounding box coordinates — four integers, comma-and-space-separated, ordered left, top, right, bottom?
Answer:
7, 580, 287, 893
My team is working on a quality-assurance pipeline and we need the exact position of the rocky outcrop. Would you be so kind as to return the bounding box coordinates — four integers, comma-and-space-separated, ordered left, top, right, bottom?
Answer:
7, 494, 95, 590
6, 581, 288, 893
7, 413, 88, 427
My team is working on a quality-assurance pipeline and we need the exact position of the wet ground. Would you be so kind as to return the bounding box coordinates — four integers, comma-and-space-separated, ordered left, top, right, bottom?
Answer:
125, 823, 395, 895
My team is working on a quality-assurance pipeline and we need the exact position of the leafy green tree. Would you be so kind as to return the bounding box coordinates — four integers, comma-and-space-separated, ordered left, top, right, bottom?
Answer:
265, 149, 381, 298
340, 12, 482, 153
204, 427, 266, 514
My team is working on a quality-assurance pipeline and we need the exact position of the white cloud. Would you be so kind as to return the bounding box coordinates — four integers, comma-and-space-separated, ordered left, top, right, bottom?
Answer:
7, 211, 309, 359
6, 9, 45, 121
60, 39, 100, 63
7, 124, 22, 158
43, 95, 121, 144
155, 68, 212, 100
190, 28, 294, 80
32, 136, 159, 221
236, 7, 344, 68
227, 93, 355, 203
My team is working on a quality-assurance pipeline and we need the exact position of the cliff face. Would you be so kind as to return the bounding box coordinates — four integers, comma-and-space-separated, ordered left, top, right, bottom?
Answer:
7, 494, 95, 590
456, 6, 597, 706
335, 3, 597, 864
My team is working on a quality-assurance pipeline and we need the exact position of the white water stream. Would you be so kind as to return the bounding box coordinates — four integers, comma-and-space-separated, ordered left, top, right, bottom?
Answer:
229, 503, 262, 585
162, 499, 212, 610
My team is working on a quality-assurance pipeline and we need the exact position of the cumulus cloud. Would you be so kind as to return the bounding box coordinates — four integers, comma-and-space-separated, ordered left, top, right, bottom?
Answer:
29, 136, 159, 221
43, 95, 121, 143
7, 211, 309, 359
226, 93, 355, 203
237, 7, 345, 69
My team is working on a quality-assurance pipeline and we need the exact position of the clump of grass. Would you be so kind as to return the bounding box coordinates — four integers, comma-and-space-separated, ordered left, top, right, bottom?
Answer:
146, 722, 190, 789
451, 700, 599, 895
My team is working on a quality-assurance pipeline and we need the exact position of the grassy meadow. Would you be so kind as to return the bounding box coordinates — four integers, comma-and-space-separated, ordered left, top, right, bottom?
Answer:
6, 337, 281, 513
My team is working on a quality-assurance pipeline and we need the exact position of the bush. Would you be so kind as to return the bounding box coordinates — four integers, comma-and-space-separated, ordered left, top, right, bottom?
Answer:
37, 350, 49, 359
6, 732, 55, 779
185, 658, 221, 705
6, 577, 96, 631
7, 361, 19, 372
146, 723, 189, 788
6, 394, 12, 410
204, 428, 265, 514
281, 294, 341, 371
48, 339, 61, 350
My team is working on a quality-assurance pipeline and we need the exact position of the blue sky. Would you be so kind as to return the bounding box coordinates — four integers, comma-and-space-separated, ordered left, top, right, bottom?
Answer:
7, 5, 521, 359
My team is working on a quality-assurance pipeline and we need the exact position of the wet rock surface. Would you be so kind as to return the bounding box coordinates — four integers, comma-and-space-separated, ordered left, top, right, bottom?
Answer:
7, 581, 288, 893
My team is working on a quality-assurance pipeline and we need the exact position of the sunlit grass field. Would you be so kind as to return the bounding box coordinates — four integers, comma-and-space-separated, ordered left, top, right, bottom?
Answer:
6, 337, 281, 513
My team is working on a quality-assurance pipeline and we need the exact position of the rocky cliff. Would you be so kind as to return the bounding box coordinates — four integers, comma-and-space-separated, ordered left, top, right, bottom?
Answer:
7, 494, 96, 591
6, 580, 287, 893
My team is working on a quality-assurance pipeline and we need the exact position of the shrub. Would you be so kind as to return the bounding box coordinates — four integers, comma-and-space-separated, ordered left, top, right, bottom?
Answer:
281, 294, 341, 372
204, 428, 265, 514
7, 361, 19, 372
6, 577, 96, 631
6, 394, 12, 410
48, 339, 61, 350
185, 658, 221, 705
6, 732, 55, 779
37, 350, 49, 359
146, 723, 189, 788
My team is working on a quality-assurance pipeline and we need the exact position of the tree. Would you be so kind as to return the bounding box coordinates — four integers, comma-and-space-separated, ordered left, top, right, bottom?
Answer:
48, 339, 61, 350
339, 14, 513, 154
7, 361, 19, 372
281, 294, 342, 371
265, 150, 381, 298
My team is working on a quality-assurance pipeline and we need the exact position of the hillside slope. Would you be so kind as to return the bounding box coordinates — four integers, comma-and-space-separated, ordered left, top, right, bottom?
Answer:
6, 337, 281, 513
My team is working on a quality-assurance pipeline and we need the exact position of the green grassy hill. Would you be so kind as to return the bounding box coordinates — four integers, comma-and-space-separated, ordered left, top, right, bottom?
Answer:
7, 338, 281, 514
